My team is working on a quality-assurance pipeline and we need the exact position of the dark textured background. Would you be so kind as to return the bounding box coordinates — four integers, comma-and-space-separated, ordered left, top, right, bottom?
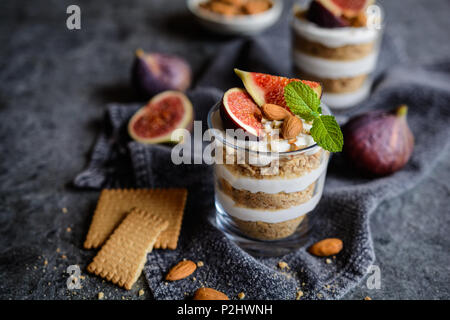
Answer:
0, 0, 449, 300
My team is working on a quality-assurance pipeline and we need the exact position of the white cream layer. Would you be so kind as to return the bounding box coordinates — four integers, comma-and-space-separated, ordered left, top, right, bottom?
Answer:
293, 50, 378, 79
211, 110, 321, 166
211, 110, 317, 153
217, 172, 326, 223
216, 151, 329, 194
292, 16, 379, 48
322, 79, 372, 109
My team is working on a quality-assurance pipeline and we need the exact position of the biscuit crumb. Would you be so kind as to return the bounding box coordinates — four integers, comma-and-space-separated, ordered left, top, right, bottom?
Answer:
325, 258, 332, 264
138, 289, 144, 296
62, 207, 68, 213
66, 227, 72, 233
238, 292, 245, 299
44, 259, 48, 266
56, 248, 61, 253
80, 275, 85, 280
192, 277, 197, 281
98, 292, 104, 300
61, 254, 67, 259
296, 290, 304, 300
278, 261, 289, 270
364, 296, 372, 300
197, 261, 204, 267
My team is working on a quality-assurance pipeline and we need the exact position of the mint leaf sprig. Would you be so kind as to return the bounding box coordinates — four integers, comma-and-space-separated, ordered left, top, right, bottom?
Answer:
284, 82, 343, 152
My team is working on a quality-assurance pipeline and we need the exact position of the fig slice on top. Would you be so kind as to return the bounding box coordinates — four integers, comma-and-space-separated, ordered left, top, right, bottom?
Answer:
234, 69, 322, 112
220, 88, 264, 137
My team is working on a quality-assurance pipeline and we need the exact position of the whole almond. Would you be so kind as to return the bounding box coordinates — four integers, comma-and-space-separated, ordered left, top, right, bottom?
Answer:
165, 260, 197, 281
193, 288, 229, 300
308, 238, 343, 257
244, 0, 272, 14
261, 104, 290, 121
281, 116, 303, 139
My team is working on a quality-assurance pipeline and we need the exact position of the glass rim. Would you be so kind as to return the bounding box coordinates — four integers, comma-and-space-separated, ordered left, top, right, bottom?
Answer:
206, 100, 332, 157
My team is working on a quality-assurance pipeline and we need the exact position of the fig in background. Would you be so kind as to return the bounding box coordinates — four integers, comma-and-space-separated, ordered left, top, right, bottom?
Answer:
306, 0, 349, 28
131, 49, 191, 99
343, 105, 414, 176
306, 0, 373, 28
128, 91, 193, 144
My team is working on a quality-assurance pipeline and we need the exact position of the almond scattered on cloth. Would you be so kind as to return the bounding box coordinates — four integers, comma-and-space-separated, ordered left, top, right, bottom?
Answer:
308, 238, 343, 257
193, 288, 229, 300
165, 260, 197, 281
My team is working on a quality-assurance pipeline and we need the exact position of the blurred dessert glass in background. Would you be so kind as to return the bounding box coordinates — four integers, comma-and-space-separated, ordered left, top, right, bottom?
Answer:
292, 0, 383, 109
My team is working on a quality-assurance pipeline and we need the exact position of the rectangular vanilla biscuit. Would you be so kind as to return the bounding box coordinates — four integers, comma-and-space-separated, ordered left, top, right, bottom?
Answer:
87, 208, 168, 290
84, 188, 188, 250
153, 189, 188, 250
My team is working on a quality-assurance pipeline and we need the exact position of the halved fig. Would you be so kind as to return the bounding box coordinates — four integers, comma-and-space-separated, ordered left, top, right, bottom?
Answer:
128, 90, 193, 144
220, 88, 263, 137
307, 0, 350, 28
234, 69, 322, 111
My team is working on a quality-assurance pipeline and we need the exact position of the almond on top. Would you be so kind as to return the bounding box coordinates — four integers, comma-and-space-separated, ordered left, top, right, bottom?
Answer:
261, 104, 291, 121
281, 116, 303, 139
193, 288, 229, 300
308, 238, 343, 257
165, 260, 197, 281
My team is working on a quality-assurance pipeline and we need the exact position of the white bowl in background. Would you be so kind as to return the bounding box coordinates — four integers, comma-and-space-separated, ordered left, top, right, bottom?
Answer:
187, 0, 283, 36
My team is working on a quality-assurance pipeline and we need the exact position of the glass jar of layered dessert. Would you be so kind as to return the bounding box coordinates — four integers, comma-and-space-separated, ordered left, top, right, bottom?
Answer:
206, 70, 337, 255
292, 0, 383, 109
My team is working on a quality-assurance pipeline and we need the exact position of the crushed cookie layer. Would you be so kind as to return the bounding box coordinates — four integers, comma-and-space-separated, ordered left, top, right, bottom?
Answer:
219, 178, 315, 210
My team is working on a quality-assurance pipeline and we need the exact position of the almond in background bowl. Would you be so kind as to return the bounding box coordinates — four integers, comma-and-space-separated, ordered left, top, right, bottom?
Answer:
187, 0, 283, 36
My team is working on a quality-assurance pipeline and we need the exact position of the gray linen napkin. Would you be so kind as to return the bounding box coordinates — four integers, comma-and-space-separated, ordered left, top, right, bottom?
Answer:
74, 35, 450, 299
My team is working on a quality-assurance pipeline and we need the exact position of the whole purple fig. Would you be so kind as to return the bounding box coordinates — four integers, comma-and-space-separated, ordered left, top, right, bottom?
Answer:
131, 49, 191, 99
343, 105, 414, 176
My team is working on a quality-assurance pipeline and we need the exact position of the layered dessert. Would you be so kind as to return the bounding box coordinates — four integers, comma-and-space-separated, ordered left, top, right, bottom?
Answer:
208, 69, 343, 244
292, 0, 383, 108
